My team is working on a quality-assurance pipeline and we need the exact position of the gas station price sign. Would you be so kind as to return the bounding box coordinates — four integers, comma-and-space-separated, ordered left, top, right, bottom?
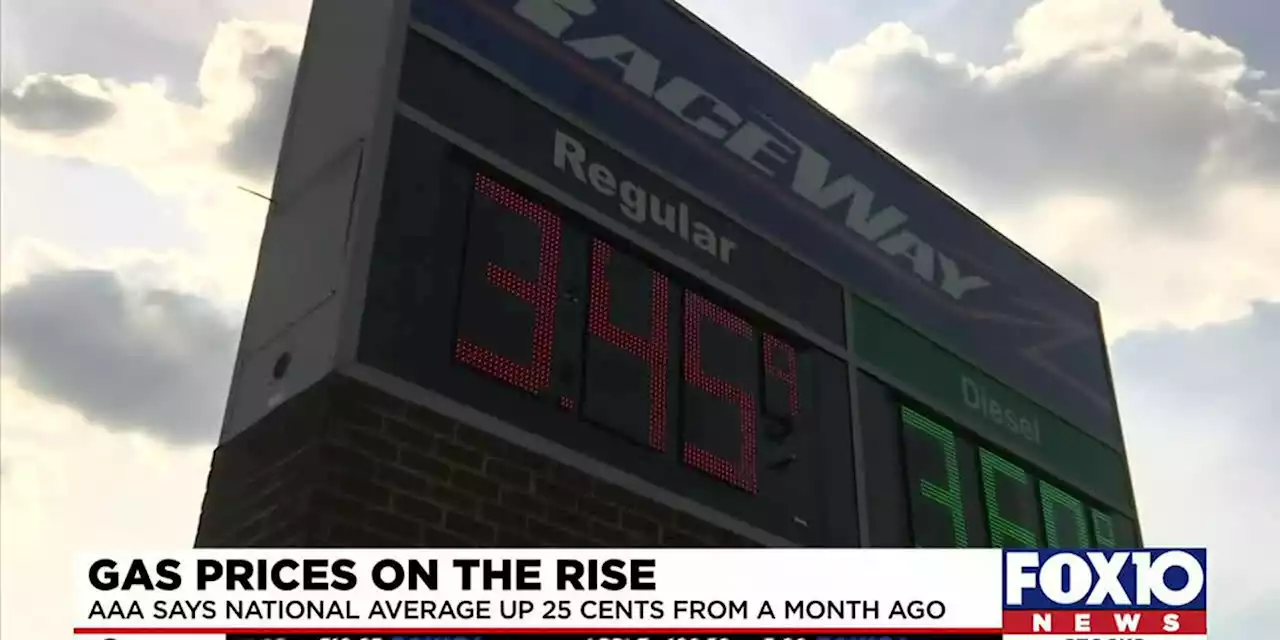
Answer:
358, 31, 1138, 547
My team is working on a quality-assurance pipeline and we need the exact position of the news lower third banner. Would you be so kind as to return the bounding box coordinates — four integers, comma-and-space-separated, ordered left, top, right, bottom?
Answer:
72, 548, 1208, 639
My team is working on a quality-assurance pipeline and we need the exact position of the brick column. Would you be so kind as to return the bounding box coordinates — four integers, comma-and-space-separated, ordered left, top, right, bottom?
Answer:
195, 374, 759, 548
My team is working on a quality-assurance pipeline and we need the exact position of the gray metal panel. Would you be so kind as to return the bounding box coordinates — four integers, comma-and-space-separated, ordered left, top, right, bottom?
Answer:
844, 291, 872, 548
338, 1, 422, 373
219, 0, 409, 443
223, 296, 346, 437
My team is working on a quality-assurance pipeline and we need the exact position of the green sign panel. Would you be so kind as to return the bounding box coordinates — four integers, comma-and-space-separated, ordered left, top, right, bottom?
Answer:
852, 298, 1135, 514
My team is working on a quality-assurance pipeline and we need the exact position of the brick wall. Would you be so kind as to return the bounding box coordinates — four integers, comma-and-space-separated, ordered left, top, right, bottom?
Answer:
195, 374, 758, 548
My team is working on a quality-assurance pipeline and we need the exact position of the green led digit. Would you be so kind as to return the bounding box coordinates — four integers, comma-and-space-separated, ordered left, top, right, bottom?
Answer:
1092, 510, 1118, 548
902, 408, 969, 547
1092, 510, 1139, 548
1040, 480, 1090, 548
979, 449, 1039, 548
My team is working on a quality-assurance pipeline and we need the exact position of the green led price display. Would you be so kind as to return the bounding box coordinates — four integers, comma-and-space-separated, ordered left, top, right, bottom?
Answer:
901, 406, 1136, 549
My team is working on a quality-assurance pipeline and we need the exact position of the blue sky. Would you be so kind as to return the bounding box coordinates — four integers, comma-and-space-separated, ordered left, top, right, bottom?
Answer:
1, 1, 1277, 638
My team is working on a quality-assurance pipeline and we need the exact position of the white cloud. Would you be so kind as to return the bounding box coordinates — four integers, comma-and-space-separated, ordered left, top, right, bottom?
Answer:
0, 19, 298, 639
1111, 301, 1280, 627
794, 0, 1279, 631
1, 19, 296, 303
793, 0, 1274, 629
1, 19, 304, 196
0, 247, 241, 640
0, 379, 213, 640
1, 0, 310, 95
0, 74, 117, 133
996, 184, 1280, 338
0, 264, 238, 444
798, 0, 1279, 336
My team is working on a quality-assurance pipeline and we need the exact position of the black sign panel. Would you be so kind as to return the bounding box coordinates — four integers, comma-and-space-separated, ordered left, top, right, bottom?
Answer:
359, 102, 855, 543
397, 32, 845, 347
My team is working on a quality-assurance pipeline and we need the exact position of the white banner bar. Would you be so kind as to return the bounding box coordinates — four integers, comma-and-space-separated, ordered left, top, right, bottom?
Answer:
73, 548, 1003, 633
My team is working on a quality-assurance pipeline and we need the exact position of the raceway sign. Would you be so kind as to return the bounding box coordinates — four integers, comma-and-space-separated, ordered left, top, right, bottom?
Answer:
409, 0, 1123, 447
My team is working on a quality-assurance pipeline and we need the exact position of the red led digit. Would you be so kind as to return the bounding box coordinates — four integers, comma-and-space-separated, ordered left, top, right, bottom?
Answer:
764, 333, 800, 418
683, 291, 758, 493
454, 174, 562, 394
588, 239, 671, 451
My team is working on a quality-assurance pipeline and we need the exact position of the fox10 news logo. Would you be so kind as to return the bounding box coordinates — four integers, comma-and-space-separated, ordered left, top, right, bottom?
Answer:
1003, 549, 1207, 638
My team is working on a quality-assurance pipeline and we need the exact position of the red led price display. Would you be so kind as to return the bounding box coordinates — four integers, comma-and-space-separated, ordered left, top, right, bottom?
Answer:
763, 334, 801, 422
453, 172, 812, 495
900, 405, 1137, 549
682, 291, 760, 492
454, 174, 563, 397
582, 239, 671, 450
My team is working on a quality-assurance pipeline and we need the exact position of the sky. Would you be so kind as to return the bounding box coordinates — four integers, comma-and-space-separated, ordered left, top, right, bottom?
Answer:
0, 0, 1276, 638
